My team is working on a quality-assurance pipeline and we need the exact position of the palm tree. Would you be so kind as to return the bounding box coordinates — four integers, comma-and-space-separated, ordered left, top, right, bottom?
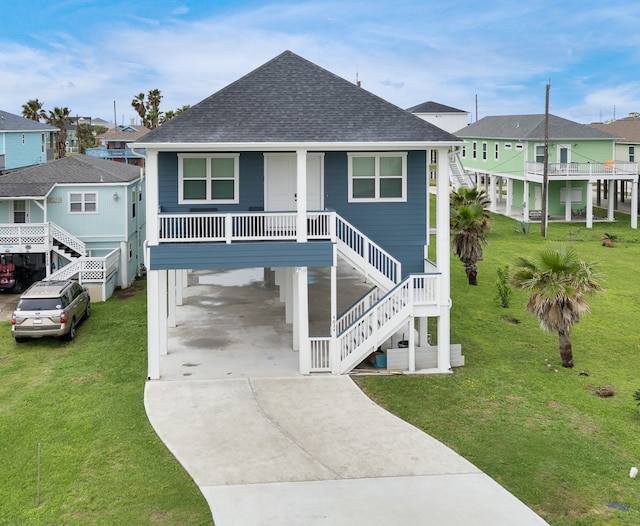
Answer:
75, 122, 97, 154
146, 89, 163, 129
22, 98, 46, 121
131, 92, 147, 124
510, 246, 604, 368
451, 202, 490, 285
450, 187, 491, 214
46, 107, 72, 159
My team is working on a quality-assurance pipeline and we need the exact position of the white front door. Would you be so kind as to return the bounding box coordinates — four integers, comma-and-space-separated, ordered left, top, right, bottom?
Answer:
265, 154, 323, 211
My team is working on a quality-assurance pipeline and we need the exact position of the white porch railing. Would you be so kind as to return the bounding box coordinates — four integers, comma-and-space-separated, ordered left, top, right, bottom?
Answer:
525, 161, 638, 177
336, 287, 381, 335
158, 211, 401, 287
46, 248, 120, 283
310, 273, 440, 373
0, 223, 87, 256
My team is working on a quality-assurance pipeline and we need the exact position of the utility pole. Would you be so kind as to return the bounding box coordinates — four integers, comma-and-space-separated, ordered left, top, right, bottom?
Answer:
541, 83, 550, 237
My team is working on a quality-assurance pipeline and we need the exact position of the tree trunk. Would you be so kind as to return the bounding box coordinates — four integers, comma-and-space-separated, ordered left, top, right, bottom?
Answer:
465, 262, 478, 286
558, 330, 574, 368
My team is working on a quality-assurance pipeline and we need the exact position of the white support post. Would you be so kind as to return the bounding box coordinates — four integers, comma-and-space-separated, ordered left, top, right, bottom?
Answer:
418, 317, 429, 347
489, 175, 497, 213
292, 267, 299, 351
436, 148, 452, 372
158, 270, 168, 356
147, 269, 167, 379
632, 179, 638, 229
296, 149, 308, 243
167, 270, 176, 328
506, 178, 513, 218
330, 257, 339, 374
408, 318, 416, 373
564, 181, 571, 221
523, 180, 530, 220
608, 182, 615, 221
176, 269, 184, 306
586, 182, 594, 229
286, 267, 294, 325
296, 267, 310, 374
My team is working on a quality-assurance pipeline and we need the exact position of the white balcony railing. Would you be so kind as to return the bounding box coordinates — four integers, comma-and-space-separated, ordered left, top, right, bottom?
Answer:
158, 211, 403, 287
525, 161, 638, 177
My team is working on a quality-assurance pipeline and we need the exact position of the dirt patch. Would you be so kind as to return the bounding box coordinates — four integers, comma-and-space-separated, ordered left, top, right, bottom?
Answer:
501, 315, 521, 324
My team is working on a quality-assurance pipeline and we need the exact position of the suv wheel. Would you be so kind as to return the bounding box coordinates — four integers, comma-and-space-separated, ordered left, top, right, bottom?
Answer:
63, 318, 77, 341
85, 303, 91, 319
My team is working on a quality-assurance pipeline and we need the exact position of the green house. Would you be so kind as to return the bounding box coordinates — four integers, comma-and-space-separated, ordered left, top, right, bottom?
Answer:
455, 114, 638, 228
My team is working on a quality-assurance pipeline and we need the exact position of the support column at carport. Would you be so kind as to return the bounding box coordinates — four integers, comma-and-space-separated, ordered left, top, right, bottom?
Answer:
147, 269, 167, 380
168, 270, 176, 328
631, 179, 638, 229
295, 266, 310, 374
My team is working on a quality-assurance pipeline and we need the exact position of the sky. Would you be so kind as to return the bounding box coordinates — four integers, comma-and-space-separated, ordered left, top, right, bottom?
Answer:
2, 0, 640, 126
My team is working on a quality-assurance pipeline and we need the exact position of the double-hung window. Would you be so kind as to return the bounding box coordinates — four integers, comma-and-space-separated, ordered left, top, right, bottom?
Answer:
179, 154, 239, 204
348, 153, 406, 202
69, 192, 97, 213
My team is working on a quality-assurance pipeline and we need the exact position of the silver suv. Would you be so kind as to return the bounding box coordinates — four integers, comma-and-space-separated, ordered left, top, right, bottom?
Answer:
12, 280, 91, 343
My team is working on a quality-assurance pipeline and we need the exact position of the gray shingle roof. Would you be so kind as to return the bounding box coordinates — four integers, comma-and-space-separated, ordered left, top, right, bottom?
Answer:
0, 110, 57, 132
138, 51, 460, 145
406, 101, 467, 114
455, 114, 619, 140
0, 155, 141, 198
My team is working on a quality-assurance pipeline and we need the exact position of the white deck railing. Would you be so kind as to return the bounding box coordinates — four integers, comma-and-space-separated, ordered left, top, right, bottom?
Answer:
0, 223, 87, 256
46, 248, 120, 283
336, 287, 381, 335
525, 161, 638, 177
158, 211, 402, 287
309, 273, 440, 373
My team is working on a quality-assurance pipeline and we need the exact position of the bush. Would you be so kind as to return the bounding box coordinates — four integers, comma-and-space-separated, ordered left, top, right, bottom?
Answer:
495, 265, 511, 308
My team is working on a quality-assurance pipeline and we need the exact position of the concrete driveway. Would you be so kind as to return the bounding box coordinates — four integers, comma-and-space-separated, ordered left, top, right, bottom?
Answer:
144, 268, 550, 525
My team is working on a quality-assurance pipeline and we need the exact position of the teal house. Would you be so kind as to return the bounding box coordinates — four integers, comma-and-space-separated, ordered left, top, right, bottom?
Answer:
0, 110, 56, 172
0, 155, 146, 300
455, 114, 638, 228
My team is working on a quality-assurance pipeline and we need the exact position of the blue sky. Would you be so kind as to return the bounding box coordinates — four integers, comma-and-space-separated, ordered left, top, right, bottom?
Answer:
2, 0, 639, 125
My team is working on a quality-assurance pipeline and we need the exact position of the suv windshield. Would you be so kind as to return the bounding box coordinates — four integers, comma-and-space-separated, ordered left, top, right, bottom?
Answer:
16, 298, 63, 311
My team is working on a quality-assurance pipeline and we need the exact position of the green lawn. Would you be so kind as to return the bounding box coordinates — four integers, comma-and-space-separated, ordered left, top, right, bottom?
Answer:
0, 280, 213, 525
356, 213, 640, 526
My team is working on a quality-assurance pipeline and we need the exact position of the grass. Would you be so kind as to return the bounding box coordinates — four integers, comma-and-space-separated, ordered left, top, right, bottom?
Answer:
356, 213, 640, 525
0, 280, 213, 525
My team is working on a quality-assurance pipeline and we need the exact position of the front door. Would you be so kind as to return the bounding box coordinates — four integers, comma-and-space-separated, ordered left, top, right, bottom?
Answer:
558, 145, 570, 164
265, 154, 323, 211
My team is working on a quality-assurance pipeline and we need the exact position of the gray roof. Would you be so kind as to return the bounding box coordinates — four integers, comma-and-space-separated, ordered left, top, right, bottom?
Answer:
138, 51, 460, 145
406, 101, 467, 114
0, 155, 141, 198
0, 110, 57, 132
455, 114, 619, 140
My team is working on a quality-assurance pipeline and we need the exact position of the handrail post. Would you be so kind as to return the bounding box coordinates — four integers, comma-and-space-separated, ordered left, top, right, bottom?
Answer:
225, 214, 233, 244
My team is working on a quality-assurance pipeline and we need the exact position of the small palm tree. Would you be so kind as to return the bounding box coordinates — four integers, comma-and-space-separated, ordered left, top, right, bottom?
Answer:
46, 106, 72, 159
450, 187, 491, 286
451, 202, 490, 285
510, 246, 604, 368
22, 98, 46, 121
131, 92, 147, 124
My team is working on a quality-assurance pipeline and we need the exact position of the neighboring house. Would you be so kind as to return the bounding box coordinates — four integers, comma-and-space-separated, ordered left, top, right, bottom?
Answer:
0, 110, 56, 173
590, 114, 640, 163
455, 114, 638, 228
406, 101, 469, 134
134, 50, 463, 380
0, 155, 146, 300
85, 124, 149, 166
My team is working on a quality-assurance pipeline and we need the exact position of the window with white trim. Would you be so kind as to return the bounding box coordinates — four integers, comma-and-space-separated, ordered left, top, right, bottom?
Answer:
348, 153, 406, 202
482, 142, 487, 160
69, 192, 97, 213
41, 133, 45, 154
629, 146, 635, 162
504, 143, 512, 150
472, 141, 477, 159
535, 144, 545, 163
494, 143, 499, 160
515, 143, 523, 150
461, 145, 466, 159
178, 154, 239, 204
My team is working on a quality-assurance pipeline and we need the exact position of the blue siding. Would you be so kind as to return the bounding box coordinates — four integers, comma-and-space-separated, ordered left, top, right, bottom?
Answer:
150, 241, 334, 270
158, 151, 265, 212
3, 131, 47, 169
324, 151, 428, 276
156, 150, 428, 275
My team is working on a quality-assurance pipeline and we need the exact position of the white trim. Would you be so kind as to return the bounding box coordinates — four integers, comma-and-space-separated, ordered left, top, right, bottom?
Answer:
177, 153, 240, 204
134, 141, 462, 152
347, 152, 407, 203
